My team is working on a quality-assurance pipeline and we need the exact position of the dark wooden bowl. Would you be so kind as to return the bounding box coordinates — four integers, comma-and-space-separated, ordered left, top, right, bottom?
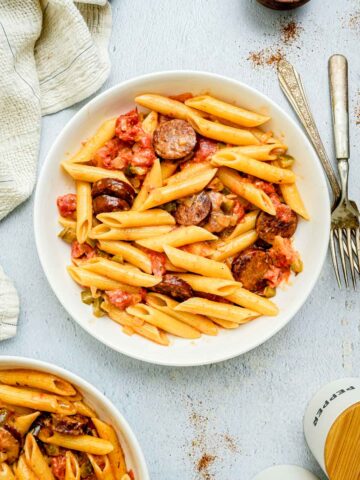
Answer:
256, 0, 311, 10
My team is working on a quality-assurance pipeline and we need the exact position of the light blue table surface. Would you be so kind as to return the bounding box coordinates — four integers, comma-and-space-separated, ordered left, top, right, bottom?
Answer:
1, 1, 360, 478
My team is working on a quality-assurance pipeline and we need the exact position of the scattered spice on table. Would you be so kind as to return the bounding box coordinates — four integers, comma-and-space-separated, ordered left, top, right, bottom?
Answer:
348, 11, 360, 31
280, 20, 302, 44
248, 47, 286, 68
198, 454, 216, 474
223, 433, 239, 453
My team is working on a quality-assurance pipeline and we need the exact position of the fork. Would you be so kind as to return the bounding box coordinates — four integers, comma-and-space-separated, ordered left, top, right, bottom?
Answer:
277, 59, 360, 282
328, 54, 360, 288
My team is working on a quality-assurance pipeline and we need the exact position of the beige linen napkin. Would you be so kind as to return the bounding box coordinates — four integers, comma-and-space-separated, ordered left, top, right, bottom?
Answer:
0, 0, 112, 340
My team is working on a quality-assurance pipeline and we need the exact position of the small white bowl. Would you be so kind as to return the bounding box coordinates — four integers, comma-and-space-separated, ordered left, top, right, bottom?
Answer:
34, 71, 330, 366
0, 356, 149, 479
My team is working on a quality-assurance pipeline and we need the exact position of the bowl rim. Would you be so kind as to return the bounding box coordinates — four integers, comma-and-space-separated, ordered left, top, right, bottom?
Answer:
0, 355, 150, 479
34, 69, 331, 366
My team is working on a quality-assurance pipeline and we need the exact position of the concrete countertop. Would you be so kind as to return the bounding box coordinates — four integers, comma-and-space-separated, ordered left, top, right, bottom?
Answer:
1, 1, 360, 478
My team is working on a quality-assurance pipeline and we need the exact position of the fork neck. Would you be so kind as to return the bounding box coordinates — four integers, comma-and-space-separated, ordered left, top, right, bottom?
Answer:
337, 158, 349, 203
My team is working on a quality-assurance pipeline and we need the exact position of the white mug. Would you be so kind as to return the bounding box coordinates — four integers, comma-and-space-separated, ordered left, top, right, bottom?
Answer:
303, 377, 360, 476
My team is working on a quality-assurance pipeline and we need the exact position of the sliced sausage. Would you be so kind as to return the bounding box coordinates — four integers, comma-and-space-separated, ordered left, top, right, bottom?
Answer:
175, 191, 212, 225
151, 274, 193, 301
91, 178, 135, 204
93, 195, 131, 214
153, 119, 197, 159
256, 207, 298, 244
52, 414, 90, 436
0, 427, 20, 464
232, 248, 271, 293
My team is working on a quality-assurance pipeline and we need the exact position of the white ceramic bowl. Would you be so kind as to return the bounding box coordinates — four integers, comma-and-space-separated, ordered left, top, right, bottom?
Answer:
34, 71, 330, 366
0, 356, 149, 479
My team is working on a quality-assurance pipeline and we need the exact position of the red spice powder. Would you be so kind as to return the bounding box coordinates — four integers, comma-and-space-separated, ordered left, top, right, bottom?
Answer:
280, 20, 302, 44
248, 48, 286, 68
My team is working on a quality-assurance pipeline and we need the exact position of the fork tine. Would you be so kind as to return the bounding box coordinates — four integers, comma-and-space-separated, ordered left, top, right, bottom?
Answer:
330, 230, 341, 288
338, 228, 348, 287
346, 228, 356, 288
356, 229, 360, 276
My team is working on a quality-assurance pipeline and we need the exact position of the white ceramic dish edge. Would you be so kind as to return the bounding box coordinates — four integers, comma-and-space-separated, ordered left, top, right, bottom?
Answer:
0, 356, 150, 480
34, 70, 331, 367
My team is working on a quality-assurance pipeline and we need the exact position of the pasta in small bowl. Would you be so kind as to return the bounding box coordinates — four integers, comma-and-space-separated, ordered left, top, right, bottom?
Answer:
0, 357, 149, 480
34, 71, 330, 366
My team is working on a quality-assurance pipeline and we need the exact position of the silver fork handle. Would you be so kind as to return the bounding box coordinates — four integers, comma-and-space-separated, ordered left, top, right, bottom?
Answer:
278, 59, 341, 203
329, 55, 349, 160
329, 55, 350, 202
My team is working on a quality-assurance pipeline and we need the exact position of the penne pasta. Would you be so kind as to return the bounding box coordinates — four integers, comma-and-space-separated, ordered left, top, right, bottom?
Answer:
64, 118, 116, 164
92, 418, 127, 479
175, 297, 259, 323
160, 160, 178, 180
126, 304, 201, 339
101, 301, 144, 327
65, 452, 80, 480
15, 455, 39, 480
136, 226, 217, 252
176, 274, 240, 296
0, 463, 15, 480
76, 181, 92, 244
0, 385, 77, 415
82, 258, 161, 287
73, 401, 97, 418
217, 167, 276, 215
164, 162, 213, 186
135, 93, 206, 121
219, 143, 287, 160
87, 455, 115, 480
211, 151, 296, 184
227, 288, 279, 316
62, 163, 129, 185
187, 112, 259, 146
132, 322, 170, 346
97, 209, 175, 228
208, 317, 239, 329
132, 158, 162, 211
38, 431, 114, 455
146, 293, 218, 335
226, 210, 259, 240
185, 95, 270, 127
24, 434, 55, 480
0, 370, 76, 396
89, 224, 172, 241
98, 240, 152, 274
164, 245, 233, 280
12, 412, 40, 436
141, 110, 158, 136
67, 266, 132, 291
279, 182, 309, 220
139, 169, 217, 211
211, 229, 258, 261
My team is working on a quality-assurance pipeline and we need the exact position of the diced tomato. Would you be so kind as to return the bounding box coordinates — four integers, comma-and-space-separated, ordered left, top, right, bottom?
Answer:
106, 290, 143, 310
57, 194, 76, 218
193, 137, 219, 162
148, 251, 167, 277
233, 199, 246, 221
115, 109, 143, 143
169, 92, 193, 103
51, 455, 66, 480
269, 236, 298, 269
92, 137, 122, 167
264, 265, 290, 288
253, 179, 276, 196
71, 241, 96, 260
131, 141, 156, 167
276, 203, 293, 223
128, 469, 136, 480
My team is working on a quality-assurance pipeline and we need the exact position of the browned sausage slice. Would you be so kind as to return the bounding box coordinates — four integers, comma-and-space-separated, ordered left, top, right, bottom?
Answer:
91, 178, 135, 204
153, 119, 197, 159
231, 248, 271, 293
256, 206, 298, 244
93, 195, 131, 214
174, 191, 212, 225
151, 274, 193, 301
